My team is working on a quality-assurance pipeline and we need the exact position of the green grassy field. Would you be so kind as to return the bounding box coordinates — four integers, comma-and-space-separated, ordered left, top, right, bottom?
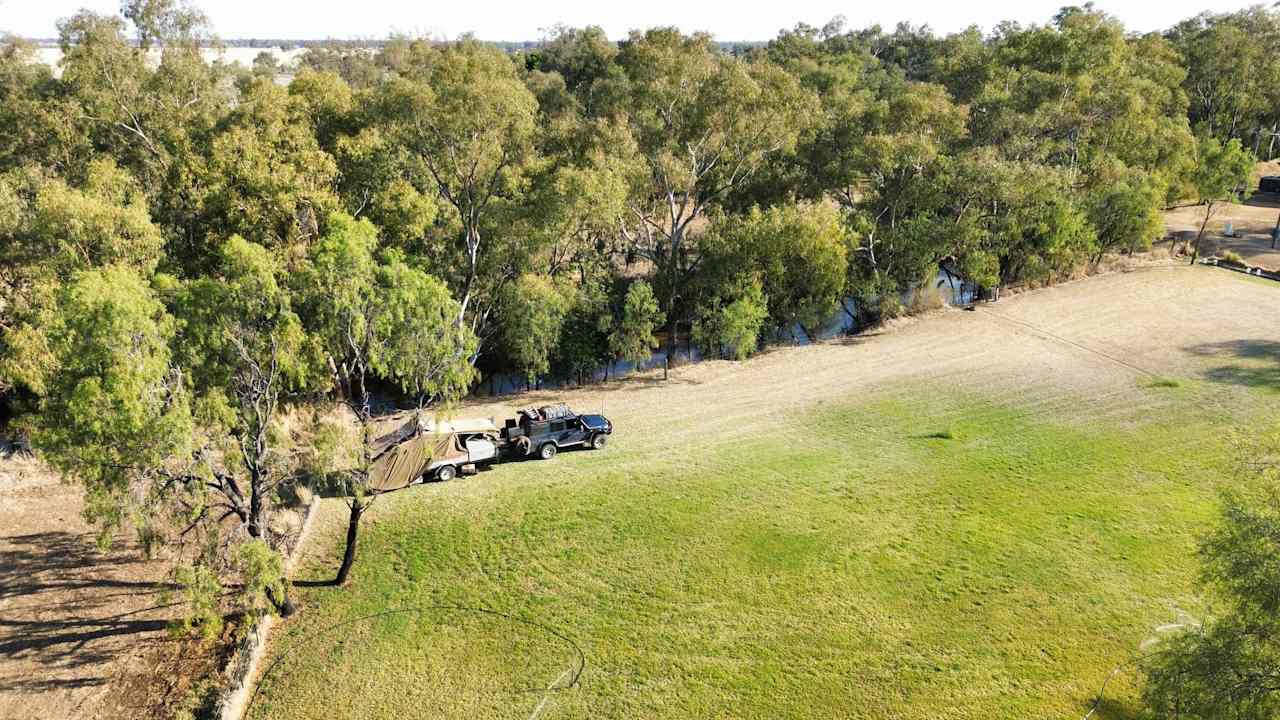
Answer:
249, 371, 1272, 720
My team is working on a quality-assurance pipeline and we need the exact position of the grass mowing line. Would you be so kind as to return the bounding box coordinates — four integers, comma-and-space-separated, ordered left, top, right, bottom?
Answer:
981, 308, 1160, 378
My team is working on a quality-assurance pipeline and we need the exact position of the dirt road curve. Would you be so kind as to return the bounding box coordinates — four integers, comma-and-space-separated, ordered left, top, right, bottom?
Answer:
3, 264, 1279, 720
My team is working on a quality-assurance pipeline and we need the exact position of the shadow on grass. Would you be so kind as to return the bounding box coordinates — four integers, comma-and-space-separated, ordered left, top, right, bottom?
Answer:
292, 578, 338, 588
1243, 191, 1280, 210
1084, 696, 1143, 720
1185, 339, 1280, 392
910, 430, 956, 440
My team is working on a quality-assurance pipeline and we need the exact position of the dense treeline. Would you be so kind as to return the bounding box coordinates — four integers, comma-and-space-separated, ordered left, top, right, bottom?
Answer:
0, 0, 1262, 630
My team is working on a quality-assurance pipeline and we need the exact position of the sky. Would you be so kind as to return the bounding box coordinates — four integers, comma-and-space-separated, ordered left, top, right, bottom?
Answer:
1, 0, 1263, 41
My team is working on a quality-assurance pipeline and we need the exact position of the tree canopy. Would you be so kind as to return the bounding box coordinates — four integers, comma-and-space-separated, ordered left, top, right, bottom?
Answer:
1, 0, 1270, 629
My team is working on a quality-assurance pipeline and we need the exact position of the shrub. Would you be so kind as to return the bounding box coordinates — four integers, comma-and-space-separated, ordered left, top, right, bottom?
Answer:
909, 285, 944, 314
878, 293, 905, 321
693, 281, 768, 361
1220, 250, 1248, 268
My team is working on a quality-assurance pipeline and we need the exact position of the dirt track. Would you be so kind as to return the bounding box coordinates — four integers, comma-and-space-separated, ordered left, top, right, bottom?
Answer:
4, 264, 1279, 720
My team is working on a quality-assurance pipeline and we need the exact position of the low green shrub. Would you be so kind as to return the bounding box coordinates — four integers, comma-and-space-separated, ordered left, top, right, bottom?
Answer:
1220, 250, 1248, 268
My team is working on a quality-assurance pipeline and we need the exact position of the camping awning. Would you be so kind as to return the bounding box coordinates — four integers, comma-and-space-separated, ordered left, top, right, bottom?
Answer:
366, 411, 498, 493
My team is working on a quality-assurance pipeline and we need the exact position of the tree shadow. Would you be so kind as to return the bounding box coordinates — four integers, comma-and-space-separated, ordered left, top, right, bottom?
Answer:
292, 578, 338, 588
0, 673, 110, 694
0, 531, 173, 600
0, 530, 181, 689
1243, 191, 1280, 210
1083, 696, 1143, 720
1184, 339, 1280, 392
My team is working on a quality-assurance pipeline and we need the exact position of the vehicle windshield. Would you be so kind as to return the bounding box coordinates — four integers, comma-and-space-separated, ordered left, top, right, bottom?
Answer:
580, 414, 609, 429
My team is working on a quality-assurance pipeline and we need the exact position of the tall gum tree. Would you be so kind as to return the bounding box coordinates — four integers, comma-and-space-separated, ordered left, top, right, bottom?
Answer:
164, 235, 309, 546
606, 28, 815, 361
380, 40, 540, 336
297, 213, 476, 585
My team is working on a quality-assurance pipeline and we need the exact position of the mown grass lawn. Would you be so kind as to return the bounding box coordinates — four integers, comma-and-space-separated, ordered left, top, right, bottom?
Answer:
250, 379, 1266, 720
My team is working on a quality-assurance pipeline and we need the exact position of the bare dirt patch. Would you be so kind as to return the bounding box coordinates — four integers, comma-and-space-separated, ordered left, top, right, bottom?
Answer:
0, 453, 224, 720
1165, 196, 1280, 270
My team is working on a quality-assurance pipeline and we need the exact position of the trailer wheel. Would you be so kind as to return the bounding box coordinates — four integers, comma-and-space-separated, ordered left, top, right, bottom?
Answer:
590, 433, 608, 450
437, 465, 456, 482
539, 443, 558, 460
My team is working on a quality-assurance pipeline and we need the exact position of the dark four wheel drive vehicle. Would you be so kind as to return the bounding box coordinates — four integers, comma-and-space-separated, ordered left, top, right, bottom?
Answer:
501, 403, 613, 460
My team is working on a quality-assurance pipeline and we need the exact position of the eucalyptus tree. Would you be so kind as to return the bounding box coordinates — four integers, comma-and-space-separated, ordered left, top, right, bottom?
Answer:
1186, 136, 1254, 263
195, 77, 340, 269
379, 39, 541, 335
1168, 8, 1280, 155
0, 36, 89, 176
57, 7, 234, 267
940, 150, 1097, 287
691, 279, 768, 362
0, 160, 164, 402
58, 8, 226, 191
30, 252, 300, 623
760, 24, 970, 298
164, 235, 311, 544
30, 266, 193, 547
972, 7, 1195, 186
121, 0, 211, 52
608, 280, 663, 370
604, 28, 815, 359
297, 213, 475, 585
497, 273, 571, 388
1085, 170, 1165, 263
4, 162, 314, 619
701, 203, 850, 340
535, 25, 620, 108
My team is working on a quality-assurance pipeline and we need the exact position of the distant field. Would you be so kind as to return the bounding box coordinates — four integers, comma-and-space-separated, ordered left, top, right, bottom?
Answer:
32, 46, 308, 75
249, 267, 1280, 720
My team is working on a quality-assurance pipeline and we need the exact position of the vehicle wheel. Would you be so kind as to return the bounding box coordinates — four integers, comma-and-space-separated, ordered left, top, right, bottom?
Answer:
437, 465, 456, 482
591, 433, 608, 450
539, 443, 558, 460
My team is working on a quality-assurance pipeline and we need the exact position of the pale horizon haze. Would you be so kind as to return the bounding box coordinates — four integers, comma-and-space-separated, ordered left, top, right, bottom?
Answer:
0, 0, 1264, 41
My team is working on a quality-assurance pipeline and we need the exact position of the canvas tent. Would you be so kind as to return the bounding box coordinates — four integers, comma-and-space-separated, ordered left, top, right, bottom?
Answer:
367, 411, 499, 492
